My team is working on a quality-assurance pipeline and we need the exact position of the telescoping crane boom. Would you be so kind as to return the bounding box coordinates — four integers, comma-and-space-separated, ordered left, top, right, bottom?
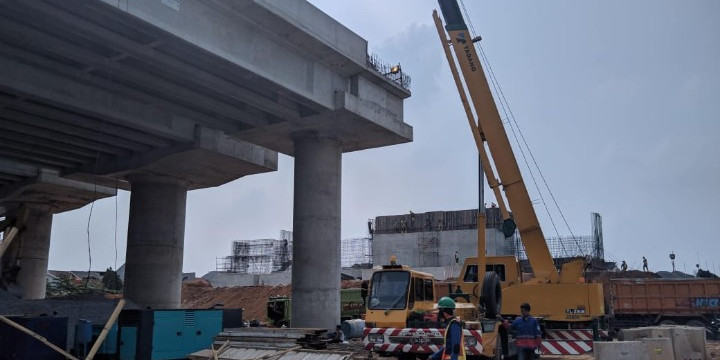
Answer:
435, 0, 560, 284
434, 0, 604, 325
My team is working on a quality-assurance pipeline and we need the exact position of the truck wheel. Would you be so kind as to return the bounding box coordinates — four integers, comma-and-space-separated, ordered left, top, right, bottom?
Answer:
481, 271, 502, 318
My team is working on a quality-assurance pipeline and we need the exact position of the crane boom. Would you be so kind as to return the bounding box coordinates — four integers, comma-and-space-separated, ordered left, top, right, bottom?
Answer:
435, 0, 560, 283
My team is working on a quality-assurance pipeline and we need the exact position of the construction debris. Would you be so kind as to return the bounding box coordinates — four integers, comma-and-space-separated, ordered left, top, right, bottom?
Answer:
189, 328, 355, 360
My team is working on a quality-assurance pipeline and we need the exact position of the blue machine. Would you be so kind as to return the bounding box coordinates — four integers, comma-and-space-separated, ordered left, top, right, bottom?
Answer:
90, 323, 118, 359
118, 309, 223, 360
74, 319, 93, 357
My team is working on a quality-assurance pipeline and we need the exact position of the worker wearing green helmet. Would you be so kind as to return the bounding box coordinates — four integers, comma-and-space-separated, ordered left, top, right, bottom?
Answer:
429, 297, 465, 360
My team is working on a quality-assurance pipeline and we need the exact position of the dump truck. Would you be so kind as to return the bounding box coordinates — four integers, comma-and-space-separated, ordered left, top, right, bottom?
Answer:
267, 288, 364, 327
608, 277, 720, 338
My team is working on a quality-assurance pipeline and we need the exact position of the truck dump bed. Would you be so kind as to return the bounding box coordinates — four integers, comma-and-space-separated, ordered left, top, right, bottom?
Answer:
611, 278, 720, 315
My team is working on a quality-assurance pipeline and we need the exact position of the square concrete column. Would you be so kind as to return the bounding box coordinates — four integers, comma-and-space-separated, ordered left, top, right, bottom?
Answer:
291, 135, 342, 329
124, 175, 187, 309
0, 206, 53, 299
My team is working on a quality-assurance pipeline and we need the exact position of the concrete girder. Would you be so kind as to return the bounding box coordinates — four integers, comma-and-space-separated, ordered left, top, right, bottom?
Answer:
238, 90, 413, 155
0, 148, 79, 169
0, 56, 196, 143
78, 127, 278, 191
0, 109, 150, 154
18, 0, 306, 123
0, 18, 267, 132
0, 169, 116, 215
0, 117, 131, 156
0, 159, 39, 178
0, 130, 107, 160
0, 141, 89, 166
0, 97, 173, 148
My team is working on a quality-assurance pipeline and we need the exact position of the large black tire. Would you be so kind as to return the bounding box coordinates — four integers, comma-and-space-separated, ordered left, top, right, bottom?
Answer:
481, 271, 502, 319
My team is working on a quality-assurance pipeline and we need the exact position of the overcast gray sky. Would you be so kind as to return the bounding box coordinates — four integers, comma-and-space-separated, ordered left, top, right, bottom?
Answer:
49, 0, 720, 275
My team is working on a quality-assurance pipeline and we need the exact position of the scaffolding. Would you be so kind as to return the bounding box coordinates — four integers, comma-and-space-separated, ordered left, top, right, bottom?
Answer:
512, 213, 605, 262
341, 237, 372, 268
216, 231, 375, 272
418, 231, 439, 267
216, 231, 294, 274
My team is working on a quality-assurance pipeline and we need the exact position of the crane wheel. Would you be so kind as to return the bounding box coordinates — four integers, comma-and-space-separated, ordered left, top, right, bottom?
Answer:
481, 271, 502, 318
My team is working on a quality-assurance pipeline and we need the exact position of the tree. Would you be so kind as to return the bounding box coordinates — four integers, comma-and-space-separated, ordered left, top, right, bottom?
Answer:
102, 267, 123, 291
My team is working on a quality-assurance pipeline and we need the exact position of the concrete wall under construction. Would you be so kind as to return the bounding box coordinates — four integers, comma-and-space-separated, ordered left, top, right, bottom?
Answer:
373, 228, 512, 268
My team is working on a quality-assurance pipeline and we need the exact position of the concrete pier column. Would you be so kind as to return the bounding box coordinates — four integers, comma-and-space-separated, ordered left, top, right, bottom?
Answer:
291, 135, 342, 329
124, 175, 187, 309
6, 206, 53, 299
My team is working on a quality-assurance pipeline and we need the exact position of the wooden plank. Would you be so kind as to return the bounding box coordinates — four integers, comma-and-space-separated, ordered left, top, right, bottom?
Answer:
85, 299, 126, 360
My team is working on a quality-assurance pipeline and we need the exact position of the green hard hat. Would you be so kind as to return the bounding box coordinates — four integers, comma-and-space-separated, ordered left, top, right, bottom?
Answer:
437, 297, 456, 309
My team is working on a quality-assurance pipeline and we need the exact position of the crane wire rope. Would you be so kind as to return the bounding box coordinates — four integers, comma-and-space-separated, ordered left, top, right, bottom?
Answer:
458, 0, 585, 258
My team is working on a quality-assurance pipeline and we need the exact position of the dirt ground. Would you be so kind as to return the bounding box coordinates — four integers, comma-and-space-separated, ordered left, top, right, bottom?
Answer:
181, 279, 362, 321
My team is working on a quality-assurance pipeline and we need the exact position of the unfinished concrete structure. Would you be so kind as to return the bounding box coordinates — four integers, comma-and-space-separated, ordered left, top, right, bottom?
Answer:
372, 209, 604, 269
0, 0, 411, 329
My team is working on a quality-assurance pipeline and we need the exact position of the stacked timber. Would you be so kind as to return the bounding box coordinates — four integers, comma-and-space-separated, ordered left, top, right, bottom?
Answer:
212, 327, 329, 349
189, 328, 355, 360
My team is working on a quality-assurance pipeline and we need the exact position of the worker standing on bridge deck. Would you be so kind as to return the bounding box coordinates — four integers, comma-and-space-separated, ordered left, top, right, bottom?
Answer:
500, 303, 541, 360
430, 297, 465, 360
643, 256, 649, 272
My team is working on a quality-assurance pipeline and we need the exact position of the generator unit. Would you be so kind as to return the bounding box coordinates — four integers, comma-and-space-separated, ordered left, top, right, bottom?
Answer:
117, 309, 222, 360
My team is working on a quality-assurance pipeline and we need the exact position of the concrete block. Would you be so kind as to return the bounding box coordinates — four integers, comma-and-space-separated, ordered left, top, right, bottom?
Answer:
617, 326, 707, 360
595, 341, 649, 360
640, 338, 674, 360
621, 327, 656, 341
649, 327, 675, 340
669, 326, 706, 360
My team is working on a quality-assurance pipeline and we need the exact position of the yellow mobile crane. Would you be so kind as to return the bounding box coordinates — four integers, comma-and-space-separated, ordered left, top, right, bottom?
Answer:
363, 2, 605, 359
434, 0, 604, 328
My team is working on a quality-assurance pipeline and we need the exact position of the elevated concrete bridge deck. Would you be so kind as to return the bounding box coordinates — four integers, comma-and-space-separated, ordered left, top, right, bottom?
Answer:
0, 0, 411, 329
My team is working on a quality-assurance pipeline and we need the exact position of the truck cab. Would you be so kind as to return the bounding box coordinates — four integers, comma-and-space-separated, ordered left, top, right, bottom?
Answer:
364, 262, 438, 329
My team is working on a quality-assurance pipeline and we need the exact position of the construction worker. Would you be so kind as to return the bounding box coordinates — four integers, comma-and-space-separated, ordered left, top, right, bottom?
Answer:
330, 324, 346, 344
621, 260, 628, 272
642, 256, 649, 272
584, 254, 592, 272
499, 303, 541, 360
429, 297, 465, 360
